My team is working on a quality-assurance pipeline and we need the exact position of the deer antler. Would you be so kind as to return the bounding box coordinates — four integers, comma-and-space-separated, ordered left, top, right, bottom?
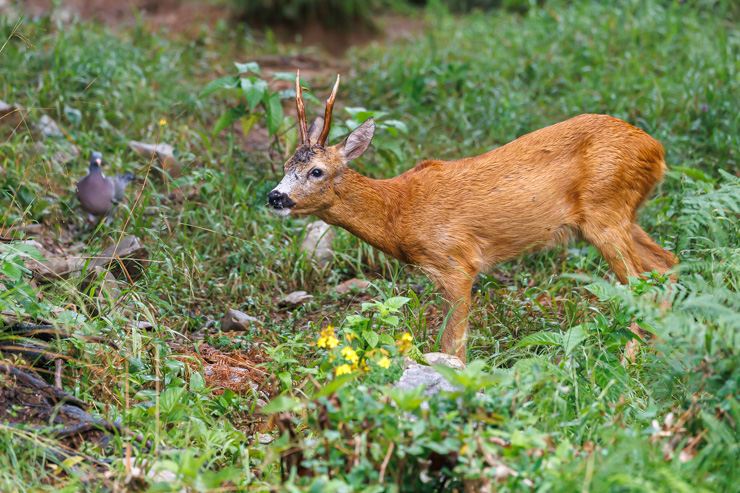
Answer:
317, 74, 340, 147
295, 71, 309, 145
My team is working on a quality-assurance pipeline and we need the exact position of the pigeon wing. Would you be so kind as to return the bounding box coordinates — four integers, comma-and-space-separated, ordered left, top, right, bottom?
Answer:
109, 174, 136, 204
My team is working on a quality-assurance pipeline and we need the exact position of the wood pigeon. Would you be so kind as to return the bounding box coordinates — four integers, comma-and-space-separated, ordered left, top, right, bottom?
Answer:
76, 151, 136, 221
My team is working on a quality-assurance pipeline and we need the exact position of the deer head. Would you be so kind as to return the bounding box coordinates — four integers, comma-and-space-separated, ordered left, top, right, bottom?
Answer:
268, 72, 376, 216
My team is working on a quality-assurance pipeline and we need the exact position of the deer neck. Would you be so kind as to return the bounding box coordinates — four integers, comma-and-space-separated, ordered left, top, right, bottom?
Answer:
316, 168, 407, 261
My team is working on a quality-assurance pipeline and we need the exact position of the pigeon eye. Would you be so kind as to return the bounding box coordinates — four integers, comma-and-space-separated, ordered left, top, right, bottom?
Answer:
310, 169, 323, 178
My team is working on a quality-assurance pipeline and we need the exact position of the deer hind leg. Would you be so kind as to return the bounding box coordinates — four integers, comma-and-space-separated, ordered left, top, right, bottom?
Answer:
435, 271, 475, 364
631, 223, 678, 284
580, 221, 651, 361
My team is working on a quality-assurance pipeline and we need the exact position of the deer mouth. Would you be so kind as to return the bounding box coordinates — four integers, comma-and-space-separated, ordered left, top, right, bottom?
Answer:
268, 190, 296, 215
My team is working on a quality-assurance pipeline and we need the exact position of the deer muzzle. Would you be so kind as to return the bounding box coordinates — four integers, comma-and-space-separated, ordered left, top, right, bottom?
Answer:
268, 190, 296, 211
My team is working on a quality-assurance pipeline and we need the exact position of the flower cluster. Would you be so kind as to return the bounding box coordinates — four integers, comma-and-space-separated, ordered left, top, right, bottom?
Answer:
396, 332, 413, 354
317, 325, 339, 349
316, 325, 415, 377
341, 346, 359, 365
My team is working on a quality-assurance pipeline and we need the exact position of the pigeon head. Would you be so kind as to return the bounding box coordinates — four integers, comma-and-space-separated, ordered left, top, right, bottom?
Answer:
89, 151, 103, 170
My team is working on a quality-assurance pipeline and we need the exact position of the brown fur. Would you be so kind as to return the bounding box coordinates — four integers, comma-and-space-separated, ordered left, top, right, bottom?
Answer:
277, 114, 678, 362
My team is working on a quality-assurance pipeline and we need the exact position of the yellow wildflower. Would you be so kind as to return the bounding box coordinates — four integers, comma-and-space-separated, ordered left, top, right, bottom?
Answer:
317, 325, 339, 349
397, 332, 414, 353
335, 364, 353, 376
377, 356, 391, 369
341, 346, 359, 365
159, 118, 167, 126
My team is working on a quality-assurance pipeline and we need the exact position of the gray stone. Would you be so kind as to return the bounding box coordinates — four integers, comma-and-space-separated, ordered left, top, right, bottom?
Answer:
301, 220, 334, 268
221, 308, 261, 331
129, 140, 182, 178
90, 236, 149, 281
395, 363, 458, 398
279, 290, 314, 306
34, 114, 63, 139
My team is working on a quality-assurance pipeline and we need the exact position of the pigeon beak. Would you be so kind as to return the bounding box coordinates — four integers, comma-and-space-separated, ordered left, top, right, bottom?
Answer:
95, 159, 102, 166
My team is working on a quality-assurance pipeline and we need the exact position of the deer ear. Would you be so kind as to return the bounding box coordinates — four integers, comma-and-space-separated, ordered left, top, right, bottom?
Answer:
307, 116, 324, 145
338, 118, 375, 164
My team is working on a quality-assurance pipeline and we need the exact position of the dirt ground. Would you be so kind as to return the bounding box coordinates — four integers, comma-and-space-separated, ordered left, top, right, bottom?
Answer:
20, 0, 226, 34
16, 0, 425, 55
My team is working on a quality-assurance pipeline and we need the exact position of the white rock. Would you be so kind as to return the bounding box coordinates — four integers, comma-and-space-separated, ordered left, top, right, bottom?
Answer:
34, 114, 63, 139
424, 352, 465, 370
258, 433, 274, 444
279, 290, 314, 306
301, 220, 334, 268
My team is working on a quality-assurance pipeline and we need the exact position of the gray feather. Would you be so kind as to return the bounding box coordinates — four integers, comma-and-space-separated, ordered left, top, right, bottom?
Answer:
109, 173, 136, 205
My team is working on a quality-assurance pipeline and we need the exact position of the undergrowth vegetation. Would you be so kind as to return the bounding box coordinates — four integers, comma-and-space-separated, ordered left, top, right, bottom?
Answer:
1, 0, 739, 490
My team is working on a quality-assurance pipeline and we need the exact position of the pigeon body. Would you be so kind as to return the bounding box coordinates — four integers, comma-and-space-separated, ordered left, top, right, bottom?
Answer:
76, 152, 136, 218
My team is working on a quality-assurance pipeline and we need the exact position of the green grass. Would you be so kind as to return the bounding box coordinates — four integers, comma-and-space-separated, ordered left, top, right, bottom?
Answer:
1, 0, 739, 490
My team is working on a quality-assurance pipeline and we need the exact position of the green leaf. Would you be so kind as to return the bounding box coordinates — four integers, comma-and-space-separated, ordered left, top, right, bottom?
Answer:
515, 331, 563, 348
673, 165, 716, 183
314, 373, 357, 398
594, 360, 629, 399
386, 385, 426, 411
344, 315, 369, 329
190, 371, 206, 392
241, 114, 259, 138
55, 309, 86, 325
160, 386, 185, 414
201, 75, 239, 98
584, 282, 613, 301
379, 333, 395, 346
345, 107, 388, 122
637, 320, 660, 338
282, 116, 297, 151
384, 296, 411, 311
265, 92, 283, 136
512, 355, 551, 374
383, 119, 409, 135
562, 324, 589, 355
213, 104, 247, 137
278, 371, 292, 388
241, 78, 267, 111
362, 330, 379, 349
235, 61, 261, 75
8, 243, 45, 262
272, 71, 300, 82
261, 394, 302, 414
1, 260, 22, 282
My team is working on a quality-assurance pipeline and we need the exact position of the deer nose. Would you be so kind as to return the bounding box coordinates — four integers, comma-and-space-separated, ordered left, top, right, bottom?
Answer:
268, 190, 295, 209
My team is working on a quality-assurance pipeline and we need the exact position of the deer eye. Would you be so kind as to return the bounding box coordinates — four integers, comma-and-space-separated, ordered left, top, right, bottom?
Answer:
310, 168, 323, 178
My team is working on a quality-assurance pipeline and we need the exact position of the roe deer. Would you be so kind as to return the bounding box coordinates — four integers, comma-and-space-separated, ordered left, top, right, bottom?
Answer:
268, 73, 678, 363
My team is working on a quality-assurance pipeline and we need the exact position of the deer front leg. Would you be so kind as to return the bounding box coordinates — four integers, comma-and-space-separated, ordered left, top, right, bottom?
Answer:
436, 273, 474, 364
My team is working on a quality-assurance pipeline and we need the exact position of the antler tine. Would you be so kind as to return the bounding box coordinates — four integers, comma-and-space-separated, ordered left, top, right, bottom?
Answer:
317, 74, 340, 147
295, 71, 309, 145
